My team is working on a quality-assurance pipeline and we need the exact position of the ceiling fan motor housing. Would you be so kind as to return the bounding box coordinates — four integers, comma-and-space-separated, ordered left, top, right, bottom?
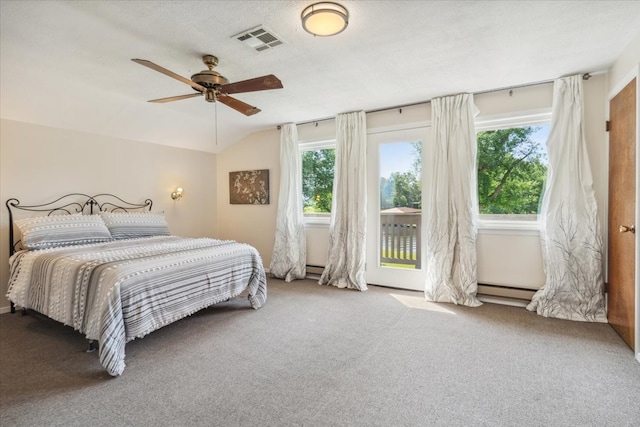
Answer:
191, 54, 229, 90
191, 70, 229, 89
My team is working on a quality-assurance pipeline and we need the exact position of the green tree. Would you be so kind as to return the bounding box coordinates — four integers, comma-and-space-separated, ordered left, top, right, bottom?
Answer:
391, 171, 421, 209
380, 176, 395, 209
411, 141, 422, 177
477, 127, 547, 214
302, 148, 335, 213
379, 141, 423, 210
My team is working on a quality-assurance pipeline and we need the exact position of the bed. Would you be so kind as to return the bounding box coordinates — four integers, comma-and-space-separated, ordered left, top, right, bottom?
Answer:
6, 193, 267, 376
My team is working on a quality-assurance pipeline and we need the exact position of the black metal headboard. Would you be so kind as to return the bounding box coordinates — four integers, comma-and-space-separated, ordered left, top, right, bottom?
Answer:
6, 193, 153, 256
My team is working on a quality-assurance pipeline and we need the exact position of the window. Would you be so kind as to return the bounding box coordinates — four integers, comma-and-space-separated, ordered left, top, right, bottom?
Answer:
379, 140, 422, 210
378, 139, 423, 270
476, 113, 551, 223
300, 140, 335, 219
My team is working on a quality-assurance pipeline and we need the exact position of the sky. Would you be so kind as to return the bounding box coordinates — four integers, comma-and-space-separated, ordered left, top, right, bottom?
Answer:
379, 141, 419, 178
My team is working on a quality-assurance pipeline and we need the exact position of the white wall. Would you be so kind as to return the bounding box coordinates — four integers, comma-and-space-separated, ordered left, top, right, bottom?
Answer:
0, 119, 217, 313
216, 75, 609, 291
608, 30, 640, 94
216, 128, 280, 268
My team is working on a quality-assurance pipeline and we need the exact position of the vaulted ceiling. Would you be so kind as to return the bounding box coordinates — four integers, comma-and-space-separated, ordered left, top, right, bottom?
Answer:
2, 1, 639, 153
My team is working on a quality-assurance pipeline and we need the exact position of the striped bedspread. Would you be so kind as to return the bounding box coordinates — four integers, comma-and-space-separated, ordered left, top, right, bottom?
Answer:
7, 236, 267, 376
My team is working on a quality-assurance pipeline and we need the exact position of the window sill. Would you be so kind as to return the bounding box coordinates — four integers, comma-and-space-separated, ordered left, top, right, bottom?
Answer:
304, 217, 330, 228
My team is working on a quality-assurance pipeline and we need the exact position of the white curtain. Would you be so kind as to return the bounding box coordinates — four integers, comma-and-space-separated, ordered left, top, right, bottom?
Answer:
527, 75, 606, 322
424, 94, 481, 306
270, 123, 306, 282
319, 111, 367, 290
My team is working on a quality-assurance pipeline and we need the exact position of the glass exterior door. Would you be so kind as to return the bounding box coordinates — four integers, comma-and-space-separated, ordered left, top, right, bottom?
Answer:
366, 127, 428, 291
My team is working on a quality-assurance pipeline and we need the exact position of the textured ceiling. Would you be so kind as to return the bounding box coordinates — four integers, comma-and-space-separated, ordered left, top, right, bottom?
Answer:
2, 1, 640, 153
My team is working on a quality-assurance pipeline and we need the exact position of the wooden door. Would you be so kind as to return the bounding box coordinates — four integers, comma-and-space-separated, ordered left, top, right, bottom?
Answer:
608, 78, 636, 350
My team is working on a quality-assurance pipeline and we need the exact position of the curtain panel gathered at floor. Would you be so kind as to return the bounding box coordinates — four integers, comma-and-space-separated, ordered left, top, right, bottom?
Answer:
527, 75, 606, 322
270, 123, 306, 282
424, 94, 481, 306
319, 111, 368, 291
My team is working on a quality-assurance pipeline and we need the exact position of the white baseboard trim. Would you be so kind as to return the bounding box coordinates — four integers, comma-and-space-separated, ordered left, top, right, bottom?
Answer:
0, 306, 12, 315
636, 352, 640, 364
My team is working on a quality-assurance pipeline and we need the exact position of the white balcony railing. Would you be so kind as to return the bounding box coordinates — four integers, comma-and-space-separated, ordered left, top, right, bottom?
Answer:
380, 212, 421, 269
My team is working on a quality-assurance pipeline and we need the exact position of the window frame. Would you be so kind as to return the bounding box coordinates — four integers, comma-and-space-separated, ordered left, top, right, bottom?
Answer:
299, 139, 336, 226
475, 109, 552, 233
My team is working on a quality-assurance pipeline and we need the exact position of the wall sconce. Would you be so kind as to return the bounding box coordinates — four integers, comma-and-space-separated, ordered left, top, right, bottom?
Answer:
301, 2, 349, 37
171, 187, 184, 201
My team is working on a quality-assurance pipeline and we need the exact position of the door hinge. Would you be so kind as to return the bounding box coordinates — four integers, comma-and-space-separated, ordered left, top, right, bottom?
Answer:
606, 120, 610, 132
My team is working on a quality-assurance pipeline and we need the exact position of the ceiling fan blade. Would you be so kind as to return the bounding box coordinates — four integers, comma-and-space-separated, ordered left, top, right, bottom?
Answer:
219, 74, 283, 94
218, 94, 261, 116
148, 93, 203, 103
132, 58, 206, 92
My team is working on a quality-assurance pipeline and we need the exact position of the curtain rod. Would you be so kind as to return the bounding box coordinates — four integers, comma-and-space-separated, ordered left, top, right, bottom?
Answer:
279, 72, 595, 130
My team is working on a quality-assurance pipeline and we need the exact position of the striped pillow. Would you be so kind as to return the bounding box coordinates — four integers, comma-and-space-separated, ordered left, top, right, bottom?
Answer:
16, 214, 113, 250
100, 211, 170, 239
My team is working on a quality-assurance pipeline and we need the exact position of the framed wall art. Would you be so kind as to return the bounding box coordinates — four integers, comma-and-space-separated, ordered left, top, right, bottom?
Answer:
229, 169, 270, 205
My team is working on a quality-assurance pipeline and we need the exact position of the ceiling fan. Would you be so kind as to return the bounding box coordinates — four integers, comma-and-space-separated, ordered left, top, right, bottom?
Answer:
132, 55, 283, 116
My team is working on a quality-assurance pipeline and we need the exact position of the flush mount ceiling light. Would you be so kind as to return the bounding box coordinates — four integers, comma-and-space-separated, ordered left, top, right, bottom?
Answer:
301, 2, 349, 37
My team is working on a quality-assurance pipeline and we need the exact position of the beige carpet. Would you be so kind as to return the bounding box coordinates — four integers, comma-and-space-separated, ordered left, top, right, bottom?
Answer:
1, 278, 639, 426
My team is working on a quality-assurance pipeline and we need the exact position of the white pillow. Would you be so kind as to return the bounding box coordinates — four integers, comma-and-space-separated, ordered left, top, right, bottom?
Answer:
100, 211, 171, 239
16, 214, 112, 250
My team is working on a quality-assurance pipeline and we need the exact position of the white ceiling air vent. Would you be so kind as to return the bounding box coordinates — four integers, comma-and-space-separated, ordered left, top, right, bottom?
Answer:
232, 25, 284, 52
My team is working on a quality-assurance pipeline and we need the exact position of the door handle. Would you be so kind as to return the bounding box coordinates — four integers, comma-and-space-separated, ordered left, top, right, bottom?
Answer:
619, 225, 636, 234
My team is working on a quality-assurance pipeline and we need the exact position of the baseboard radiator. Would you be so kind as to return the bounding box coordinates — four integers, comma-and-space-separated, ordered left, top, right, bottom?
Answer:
305, 266, 536, 307
477, 283, 536, 307
306, 265, 324, 279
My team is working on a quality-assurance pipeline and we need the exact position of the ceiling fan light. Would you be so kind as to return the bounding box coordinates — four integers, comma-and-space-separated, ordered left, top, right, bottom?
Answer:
301, 2, 349, 37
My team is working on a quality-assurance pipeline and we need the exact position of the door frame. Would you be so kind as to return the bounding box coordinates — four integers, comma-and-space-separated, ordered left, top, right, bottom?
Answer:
365, 124, 430, 291
607, 65, 640, 363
